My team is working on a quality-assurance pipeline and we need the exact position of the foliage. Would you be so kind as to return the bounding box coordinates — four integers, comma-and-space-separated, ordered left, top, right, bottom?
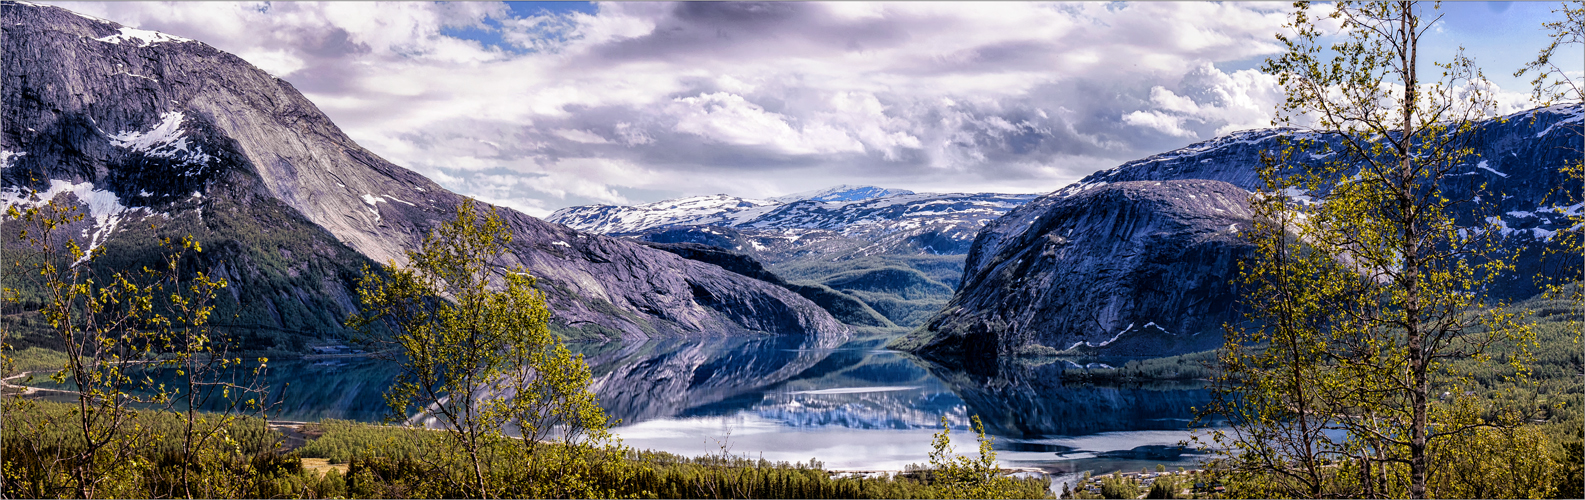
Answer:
1516, 0, 1584, 108
1206, 1, 1550, 498
283, 414, 1051, 499
1097, 474, 1140, 499
1424, 403, 1562, 498
1066, 350, 1219, 383
2, 182, 271, 498
0, 401, 320, 499
347, 199, 629, 498
1144, 475, 1186, 499
296, 419, 437, 464
918, 415, 1024, 499
2, 346, 69, 375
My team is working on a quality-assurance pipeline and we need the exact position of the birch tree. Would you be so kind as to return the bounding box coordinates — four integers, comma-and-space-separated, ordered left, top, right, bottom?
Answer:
1208, 2, 1541, 498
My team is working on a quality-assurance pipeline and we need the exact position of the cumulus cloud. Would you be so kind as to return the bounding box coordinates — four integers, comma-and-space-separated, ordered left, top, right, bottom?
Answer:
43, 1, 1555, 214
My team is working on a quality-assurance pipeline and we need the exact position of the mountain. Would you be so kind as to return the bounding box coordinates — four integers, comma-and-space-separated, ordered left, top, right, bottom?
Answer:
890, 180, 1251, 359
638, 242, 897, 328
548, 188, 1036, 259
549, 189, 1037, 328
895, 105, 1584, 359
0, 2, 847, 349
769, 185, 915, 203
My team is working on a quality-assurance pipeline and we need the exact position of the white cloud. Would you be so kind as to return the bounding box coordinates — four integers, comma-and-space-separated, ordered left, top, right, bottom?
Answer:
1122, 111, 1195, 138
553, 129, 612, 145
670, 92, 864, 155
42, 1, 1559, 213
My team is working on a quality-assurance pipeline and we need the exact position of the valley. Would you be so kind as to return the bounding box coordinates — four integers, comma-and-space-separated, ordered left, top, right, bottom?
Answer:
1, 2, 1581, 499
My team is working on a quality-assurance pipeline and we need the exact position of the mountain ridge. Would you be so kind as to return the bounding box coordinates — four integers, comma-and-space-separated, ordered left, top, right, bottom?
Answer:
898, 104, 1584, 359
1, 1, 848, 346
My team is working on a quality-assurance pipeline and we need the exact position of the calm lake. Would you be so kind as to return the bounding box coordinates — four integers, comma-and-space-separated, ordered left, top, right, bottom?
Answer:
36, 332, 1221, 491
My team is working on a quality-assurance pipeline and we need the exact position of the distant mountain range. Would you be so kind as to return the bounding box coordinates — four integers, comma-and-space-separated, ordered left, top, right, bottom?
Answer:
549, 187, 1036, 259
0, 1, 848, 352
549, 187, 1039, 329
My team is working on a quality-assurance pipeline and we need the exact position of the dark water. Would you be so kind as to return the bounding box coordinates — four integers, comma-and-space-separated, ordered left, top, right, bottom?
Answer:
25, 333, 1220, 488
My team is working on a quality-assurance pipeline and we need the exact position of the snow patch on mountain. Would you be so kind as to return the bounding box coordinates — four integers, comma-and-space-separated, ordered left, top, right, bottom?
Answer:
771, 185, 915, 203
549, 194, 780, 234
1535, 104, 1584, 138
0, 150, 24, 169
1475, 160, 1507, 178
108, 112, 212, 163
106, 112, 214, 177
94, 26, 192, 46
1, 179, 148, 265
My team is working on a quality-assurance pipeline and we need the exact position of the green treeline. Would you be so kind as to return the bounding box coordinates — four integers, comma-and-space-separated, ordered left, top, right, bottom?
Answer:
0, 404, 1050, 499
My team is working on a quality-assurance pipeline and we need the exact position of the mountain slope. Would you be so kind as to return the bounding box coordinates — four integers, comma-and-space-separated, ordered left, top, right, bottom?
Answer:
892, 180, 1251, 358
898, 105, 1583, 359
0, 2, 847, 344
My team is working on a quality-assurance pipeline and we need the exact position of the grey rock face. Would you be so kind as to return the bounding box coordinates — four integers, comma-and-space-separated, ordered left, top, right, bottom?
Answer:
1, 2, 846, 343
894, 180, 1253, 359
970, 109, 1583, 297
906, 105, 1581, 360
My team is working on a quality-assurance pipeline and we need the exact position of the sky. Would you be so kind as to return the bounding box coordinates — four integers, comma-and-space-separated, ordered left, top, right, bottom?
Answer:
44, 1, 1584, 217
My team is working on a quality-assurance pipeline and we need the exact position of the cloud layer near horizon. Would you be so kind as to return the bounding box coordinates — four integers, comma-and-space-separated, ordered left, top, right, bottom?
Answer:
46, 1, 1556, 216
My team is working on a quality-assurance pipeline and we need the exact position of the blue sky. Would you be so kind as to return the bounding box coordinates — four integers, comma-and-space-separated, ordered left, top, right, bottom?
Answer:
48, 1, 1584, 217
439, 1, 596, 53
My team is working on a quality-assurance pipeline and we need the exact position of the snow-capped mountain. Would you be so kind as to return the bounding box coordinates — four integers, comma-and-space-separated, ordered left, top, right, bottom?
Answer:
549, 188, 1038, 259
769, 184, 916, 203
547, 194, 780, 234
548, 187, 1038, 329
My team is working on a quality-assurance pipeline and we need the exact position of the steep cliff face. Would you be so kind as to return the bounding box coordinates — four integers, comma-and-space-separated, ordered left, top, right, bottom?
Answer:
1, 2, 846, 343
901, 105, 1581, 359
893, 180, 1253, 358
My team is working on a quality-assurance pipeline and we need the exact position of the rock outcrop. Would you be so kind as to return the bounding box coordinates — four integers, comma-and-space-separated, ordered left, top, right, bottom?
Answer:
1, 2, 847, 344
893, 180, 1253, 358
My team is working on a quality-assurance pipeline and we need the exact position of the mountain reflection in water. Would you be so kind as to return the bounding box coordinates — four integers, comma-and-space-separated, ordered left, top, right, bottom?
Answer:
119, 333, 1219, 483
575, 334, 1221, 481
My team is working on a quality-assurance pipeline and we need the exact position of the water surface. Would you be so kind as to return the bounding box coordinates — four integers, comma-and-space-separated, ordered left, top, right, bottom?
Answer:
574, 333, 1222, 490
27, 332, 1221, 489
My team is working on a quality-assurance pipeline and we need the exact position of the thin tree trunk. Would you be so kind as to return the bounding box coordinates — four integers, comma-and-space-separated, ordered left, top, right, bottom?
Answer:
1397, 2, 1429, 498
